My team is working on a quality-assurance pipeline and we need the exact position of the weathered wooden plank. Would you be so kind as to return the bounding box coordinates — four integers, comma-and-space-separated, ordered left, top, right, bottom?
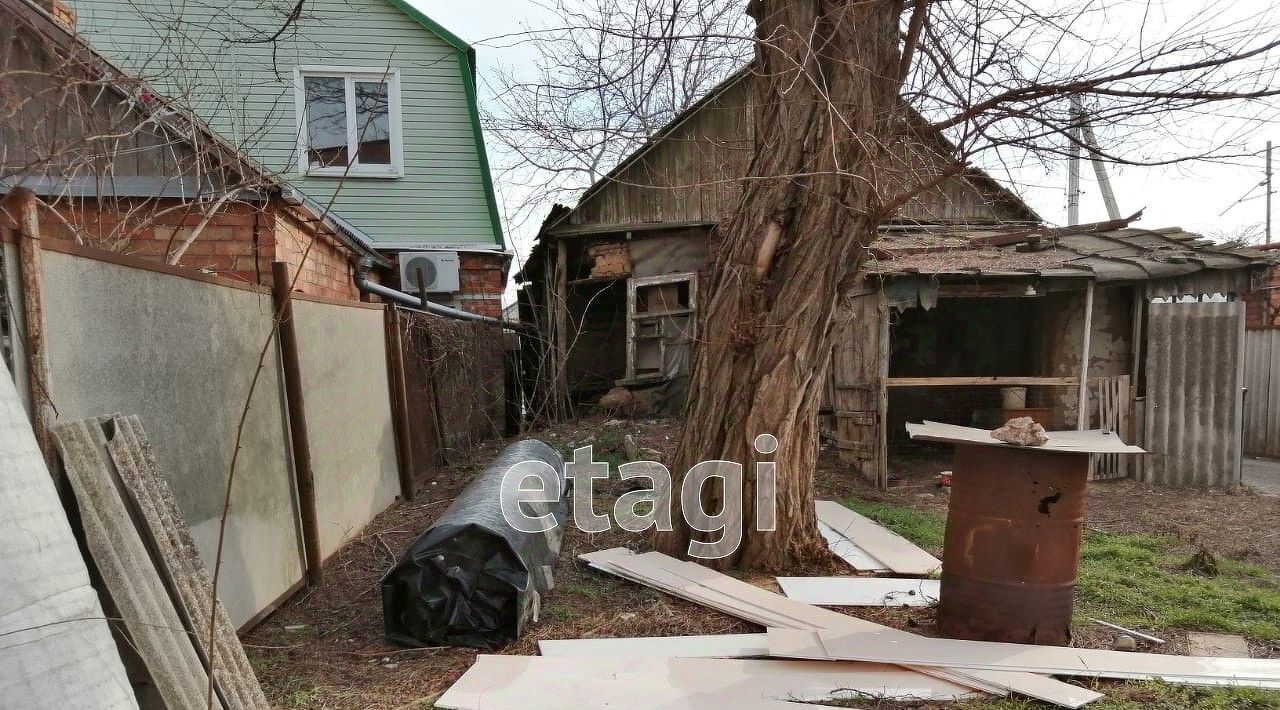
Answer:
886, 376, 1080, 387
1243, 329, 1279, 458
567, 72, 1032, 231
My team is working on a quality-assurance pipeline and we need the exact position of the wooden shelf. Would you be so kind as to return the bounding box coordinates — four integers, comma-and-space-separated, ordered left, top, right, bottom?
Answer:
885, 376, 1081, 387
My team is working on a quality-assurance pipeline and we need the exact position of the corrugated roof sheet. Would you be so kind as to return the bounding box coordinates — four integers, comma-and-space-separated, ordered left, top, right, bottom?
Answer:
865, 227, 1269, 282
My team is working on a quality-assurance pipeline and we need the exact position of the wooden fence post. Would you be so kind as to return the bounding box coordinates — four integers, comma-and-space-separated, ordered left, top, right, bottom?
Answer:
384, 304, 415, 501
3, 188, 54, 467
270, 261, 323, 587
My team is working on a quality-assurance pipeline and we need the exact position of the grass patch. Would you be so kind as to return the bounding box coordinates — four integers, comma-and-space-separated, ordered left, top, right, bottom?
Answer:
842, 498, 946, 552
1076, 531, 1280, 639
540, 573, 627, 622
838, 498, 1280, 639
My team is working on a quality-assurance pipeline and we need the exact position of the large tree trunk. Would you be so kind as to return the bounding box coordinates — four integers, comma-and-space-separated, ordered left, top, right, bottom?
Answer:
653, 0, 903, 570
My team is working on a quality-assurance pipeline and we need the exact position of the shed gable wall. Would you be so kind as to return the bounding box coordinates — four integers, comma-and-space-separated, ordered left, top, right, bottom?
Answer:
565, 77, 1030, 230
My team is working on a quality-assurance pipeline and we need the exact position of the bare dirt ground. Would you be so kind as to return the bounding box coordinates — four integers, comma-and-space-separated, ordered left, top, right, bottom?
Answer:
245, 416, 1280, 709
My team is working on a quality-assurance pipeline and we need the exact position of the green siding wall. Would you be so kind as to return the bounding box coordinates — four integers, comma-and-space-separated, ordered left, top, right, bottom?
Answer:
73, 0, 503, 248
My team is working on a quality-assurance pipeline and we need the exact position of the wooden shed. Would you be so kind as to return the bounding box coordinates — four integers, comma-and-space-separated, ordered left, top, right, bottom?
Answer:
831, 225, 1269, 489
516, 66, 1270, 489
517, 66, 1038, 415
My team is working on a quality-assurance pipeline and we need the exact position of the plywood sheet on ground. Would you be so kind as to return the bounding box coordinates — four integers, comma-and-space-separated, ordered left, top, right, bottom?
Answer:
767, 628, 1280, 687
539, 633, 769, 658
1186, 633, 1251, 659
906, 421, 1145, 454
815, 501, 941, 575
438, 654, 976, 709
776, 577, 940, 606
580, 548, 1099, 708
817, 520, 889, 572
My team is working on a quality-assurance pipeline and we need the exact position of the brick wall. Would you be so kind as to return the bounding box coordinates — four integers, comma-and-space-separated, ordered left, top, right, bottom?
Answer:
456, 251, 507, 319
46, 196, 361, 301
1246, 262, 1280, 330
272, 205, 360, 302
47, 198, 272, 285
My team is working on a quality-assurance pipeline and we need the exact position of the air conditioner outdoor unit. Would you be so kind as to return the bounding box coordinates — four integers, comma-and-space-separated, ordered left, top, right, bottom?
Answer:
400, 251, 460, 293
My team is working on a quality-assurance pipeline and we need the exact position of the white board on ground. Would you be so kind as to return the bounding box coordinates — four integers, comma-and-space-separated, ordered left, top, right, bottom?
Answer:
0, 361, 137, 709
539, 633, 769, 658
817, 519, 889, 572
437, 654, 979, 709
776, 577, 940, 606
766, 628, 1280, 687
815, 501, 941, 575
579, 548, 1100, 708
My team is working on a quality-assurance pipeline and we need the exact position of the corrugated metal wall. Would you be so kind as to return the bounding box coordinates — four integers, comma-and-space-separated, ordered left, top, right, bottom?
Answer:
1143, 301, 1245, 487
1244, 329, 1280, 458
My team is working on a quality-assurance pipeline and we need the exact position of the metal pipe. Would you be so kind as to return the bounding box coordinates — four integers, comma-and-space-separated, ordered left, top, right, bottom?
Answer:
352, 260, 511, 327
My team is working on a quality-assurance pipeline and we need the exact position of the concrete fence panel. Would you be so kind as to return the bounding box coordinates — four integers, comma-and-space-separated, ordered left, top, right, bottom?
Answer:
39, 248, 304, 626
291, 296, 401, 559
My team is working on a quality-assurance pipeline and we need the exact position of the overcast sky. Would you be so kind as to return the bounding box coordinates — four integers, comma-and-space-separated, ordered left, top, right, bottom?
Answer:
412, 0, 1279, 273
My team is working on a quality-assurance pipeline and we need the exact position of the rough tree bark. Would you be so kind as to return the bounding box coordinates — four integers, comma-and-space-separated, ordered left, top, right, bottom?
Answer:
653, 0, 904, 570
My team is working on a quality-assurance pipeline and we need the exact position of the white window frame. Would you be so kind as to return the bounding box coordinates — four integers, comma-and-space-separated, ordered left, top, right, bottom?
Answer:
294, 65, 404, 178
625, 272, 698, 382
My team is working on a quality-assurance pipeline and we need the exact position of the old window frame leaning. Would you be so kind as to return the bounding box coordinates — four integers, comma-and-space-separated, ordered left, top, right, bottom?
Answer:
625, 272, 698, 382
293, 66, 404, 178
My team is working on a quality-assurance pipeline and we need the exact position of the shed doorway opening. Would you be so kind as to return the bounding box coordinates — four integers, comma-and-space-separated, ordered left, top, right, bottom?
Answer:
887, 297, 1047, 454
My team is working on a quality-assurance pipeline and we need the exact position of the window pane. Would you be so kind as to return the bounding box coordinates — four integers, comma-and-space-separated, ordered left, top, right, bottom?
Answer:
304, 76, 348, 168
354, 80, 391, 165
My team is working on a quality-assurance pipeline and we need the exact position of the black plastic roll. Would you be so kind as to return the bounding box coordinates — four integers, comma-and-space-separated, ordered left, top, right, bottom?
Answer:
380, 439, 567, 649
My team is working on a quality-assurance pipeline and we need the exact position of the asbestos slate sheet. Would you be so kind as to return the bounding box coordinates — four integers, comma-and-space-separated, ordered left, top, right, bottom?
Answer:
54, 419, 225, 710
107, 416, 269, 709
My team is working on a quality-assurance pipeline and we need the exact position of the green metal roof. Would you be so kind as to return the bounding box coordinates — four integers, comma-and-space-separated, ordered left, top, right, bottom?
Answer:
382, 0, 505, 248
383, 0, 471, 54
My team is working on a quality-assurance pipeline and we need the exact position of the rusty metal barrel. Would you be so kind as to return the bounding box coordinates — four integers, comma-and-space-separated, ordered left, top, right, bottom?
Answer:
936, 443, 1090, 645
